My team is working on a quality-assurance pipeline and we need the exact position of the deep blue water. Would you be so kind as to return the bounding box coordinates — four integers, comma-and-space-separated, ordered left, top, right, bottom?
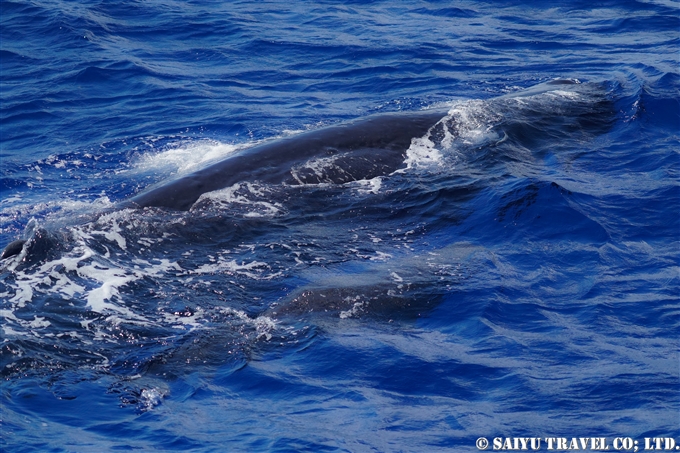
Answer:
1, 1, 679, 452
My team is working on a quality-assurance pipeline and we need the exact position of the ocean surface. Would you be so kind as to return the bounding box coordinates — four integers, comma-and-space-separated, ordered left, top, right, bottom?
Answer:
1, 1, 679, 452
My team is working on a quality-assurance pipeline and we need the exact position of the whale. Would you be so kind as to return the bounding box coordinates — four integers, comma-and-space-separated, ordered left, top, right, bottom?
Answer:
0, 109, 447, 261
124, 78, 610, 212
0, 239, 26, 260
125, 109, 448, 211
1, 79, 614, 261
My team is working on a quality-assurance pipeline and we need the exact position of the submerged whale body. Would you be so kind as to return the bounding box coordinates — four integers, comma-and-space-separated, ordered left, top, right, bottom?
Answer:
1, 79, 613, 260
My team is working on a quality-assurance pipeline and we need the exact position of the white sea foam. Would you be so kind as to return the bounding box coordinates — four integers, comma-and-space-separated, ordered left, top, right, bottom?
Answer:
445, 100, 502, 146
402, 84, 594, 172
370, 251, 393, 261
0, 226, 281, 343
352, 176, 383, 194
132, 139, 243, 176
402, 134, 444, 170
339, 296, 366, 319
193, 258, 275, 279
290, 154, 356, 185
216, 307, 279, 341
0, 196, 117, 242
402, 99, 503, 171
195, 182, 284, 217
139, 387, 166, 411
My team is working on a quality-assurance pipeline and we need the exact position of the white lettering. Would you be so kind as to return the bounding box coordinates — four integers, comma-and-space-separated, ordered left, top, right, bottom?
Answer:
614, 438, 634, 450
591, 438, 608, 450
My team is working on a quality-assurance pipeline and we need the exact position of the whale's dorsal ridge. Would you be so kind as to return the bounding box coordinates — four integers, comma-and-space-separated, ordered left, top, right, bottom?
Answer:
1, 239, 26, 260
128, 109, 448, 211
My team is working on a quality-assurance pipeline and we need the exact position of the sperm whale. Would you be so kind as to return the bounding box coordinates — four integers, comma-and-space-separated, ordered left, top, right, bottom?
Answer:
0, 110, 448, 261
1, 79, 612, 261
125, 78, 611, 212
126, 109, 448, 211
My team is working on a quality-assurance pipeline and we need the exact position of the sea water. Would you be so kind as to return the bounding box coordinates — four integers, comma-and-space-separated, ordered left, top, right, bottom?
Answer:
1, 1, 679, 452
